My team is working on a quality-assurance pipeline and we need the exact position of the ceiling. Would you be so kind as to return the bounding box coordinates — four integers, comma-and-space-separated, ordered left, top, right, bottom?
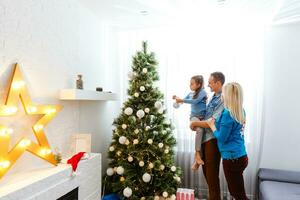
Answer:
78, 0, 300, 29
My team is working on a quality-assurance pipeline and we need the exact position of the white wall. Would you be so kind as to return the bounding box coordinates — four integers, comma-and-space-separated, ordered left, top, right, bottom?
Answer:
0, 0, 119, 179
260, 22, 300, 171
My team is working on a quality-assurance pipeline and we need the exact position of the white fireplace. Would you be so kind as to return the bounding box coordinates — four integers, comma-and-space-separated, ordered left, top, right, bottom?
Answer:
0, 153, 101, 200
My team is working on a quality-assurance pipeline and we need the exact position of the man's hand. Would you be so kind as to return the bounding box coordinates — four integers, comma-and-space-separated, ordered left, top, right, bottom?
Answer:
172, 95, 177, 99
190, 121, 197, 131
207, 118, 216, 132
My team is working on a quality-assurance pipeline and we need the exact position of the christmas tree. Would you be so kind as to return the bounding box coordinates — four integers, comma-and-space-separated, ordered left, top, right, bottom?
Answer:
103, 41, 182, 200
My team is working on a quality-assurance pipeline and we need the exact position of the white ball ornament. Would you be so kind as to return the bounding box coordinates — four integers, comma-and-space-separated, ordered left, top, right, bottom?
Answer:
109, 146, 115, 151
133, 139, 139, 144
171, 166, 177, 172
171, 194, 176, 200
128, 156, 133, 162
163, 192, 168, 198
123, 187, 132, 198
141, 197, 145, 200
128, 71, 134, 80
134, 129, 139, 134
119, 136, 127, 144
165, 149, 169, 154
176, 177, 181, 182
142, 173, 151, 182
139, 161, 145, 167
160, 165, 165, 170
158, 143, 164, 148
149, 162, 154, 169
142, 68, 148, 73
140, 86, 145, 91
144, 108, 150, 113
158, 109, 164, 114
147, 139, 153, 144
154, 101, 162, 109
134, 92, 139, 97
116, 166, 124, 175
106, 168, 114, 176
154, 196, 160, 200
122, 124, 127, 129
162, 130, 167, 135
145, 126, 150, 131
124, 107, 133, 115
136, 110, 145, 119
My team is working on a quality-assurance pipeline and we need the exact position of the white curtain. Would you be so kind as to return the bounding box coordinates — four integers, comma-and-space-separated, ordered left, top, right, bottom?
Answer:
114, 1, 283, 199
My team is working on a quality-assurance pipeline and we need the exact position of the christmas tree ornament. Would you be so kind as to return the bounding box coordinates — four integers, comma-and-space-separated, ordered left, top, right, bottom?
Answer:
117, 166, 124, 175
106, 168, 114, 176
162, 130, 167, 135
160, 165, 165, 170
124, 107, 133, 115
147, 139, 153, 144
158, 143, 164, 148
154, 196, 160, 200
134, 129, 139, 134
136, 110, 145, 119
158, 108, 164, 114
125, 140, 130, 145
133, 139, 139, 144
140, 197, 145, 200
171, 194, 176, 200
154, 101, 162, 109
173, 102, 181, 109
145, 126, 151, 131
144, 108, 150, 113
139, 161, 145, 167
139, 86, 145, 91
163, 192, 168, 198
128, 71, 134, 80
113, 167, 118, 172
120, 176, 125, 182
134, 92, 139, 97
164, 149, 169, 154
171, 166, 177, 172
142, 68, 148, 73
122, 124, 127, 129
117, 151, 122, 156
148, 162, 154, 169
128, 156, 133, 162
119, 136, 127, 144
109, 146, 115, 152
123, 187, 132, 197
142, 173, 151, 182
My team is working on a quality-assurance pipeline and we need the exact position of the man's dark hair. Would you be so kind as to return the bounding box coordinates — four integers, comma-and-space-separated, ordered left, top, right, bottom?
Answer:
211, 72, 225, 85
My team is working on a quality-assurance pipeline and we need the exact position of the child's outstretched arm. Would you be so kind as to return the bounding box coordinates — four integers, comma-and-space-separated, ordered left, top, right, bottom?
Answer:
190, 120, 210, 130
183, 90, 206, 105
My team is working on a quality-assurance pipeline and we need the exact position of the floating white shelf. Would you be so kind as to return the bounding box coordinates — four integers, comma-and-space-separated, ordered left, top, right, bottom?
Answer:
59, 89, 118, 101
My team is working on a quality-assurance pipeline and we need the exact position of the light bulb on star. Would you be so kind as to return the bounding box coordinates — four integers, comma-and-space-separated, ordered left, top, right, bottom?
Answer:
12, 80, 25, 89
34, 124, 44, 131
0, 160, 10, 169
19, 139, 31, 148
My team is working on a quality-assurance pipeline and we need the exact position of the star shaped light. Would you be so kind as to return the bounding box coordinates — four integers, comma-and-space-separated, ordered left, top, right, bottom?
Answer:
0, 63, 62, 178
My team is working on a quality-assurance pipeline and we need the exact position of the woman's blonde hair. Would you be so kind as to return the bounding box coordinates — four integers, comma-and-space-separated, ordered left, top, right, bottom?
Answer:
223, 82, 245, 124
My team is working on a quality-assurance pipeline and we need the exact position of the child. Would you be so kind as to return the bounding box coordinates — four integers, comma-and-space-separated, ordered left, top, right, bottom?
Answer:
173, 75, 207, 170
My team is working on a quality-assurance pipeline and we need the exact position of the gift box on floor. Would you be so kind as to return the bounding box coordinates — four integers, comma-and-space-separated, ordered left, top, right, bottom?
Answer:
176, 188, 195, 200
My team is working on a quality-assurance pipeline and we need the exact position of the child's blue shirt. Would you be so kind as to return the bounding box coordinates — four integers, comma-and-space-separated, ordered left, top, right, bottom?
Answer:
183, 89, 207, 117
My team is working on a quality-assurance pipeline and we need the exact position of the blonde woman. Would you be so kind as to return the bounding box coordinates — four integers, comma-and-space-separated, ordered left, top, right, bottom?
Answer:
207, 82, 248, 200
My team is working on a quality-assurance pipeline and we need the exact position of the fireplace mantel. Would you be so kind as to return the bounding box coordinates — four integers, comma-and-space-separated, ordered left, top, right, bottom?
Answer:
0, 153, 101, 200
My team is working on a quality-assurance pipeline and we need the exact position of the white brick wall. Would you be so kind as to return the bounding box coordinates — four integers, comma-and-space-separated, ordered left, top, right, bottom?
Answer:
0, 0, 119, 179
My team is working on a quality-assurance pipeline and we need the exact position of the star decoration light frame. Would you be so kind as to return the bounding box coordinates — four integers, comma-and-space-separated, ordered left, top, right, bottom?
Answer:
0, 63, 62, 178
